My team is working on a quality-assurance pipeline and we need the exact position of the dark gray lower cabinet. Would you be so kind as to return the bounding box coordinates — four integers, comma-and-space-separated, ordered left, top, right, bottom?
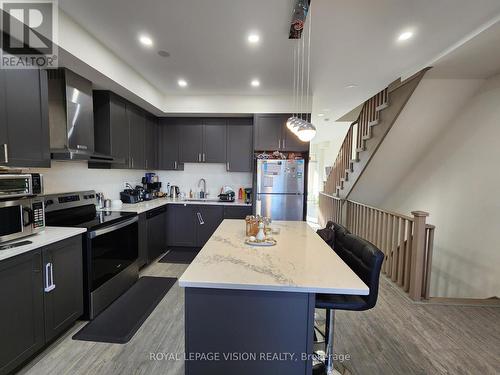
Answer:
146, 206, 167, 263
137, 213, 148, 268
43, 236, 83, 342
167, 204, 197, 247
0, 236, 83, 375
166, 204, 226, 248
196, 206, 224, 247
223, 206, 253, 219
0, 250, 44, 375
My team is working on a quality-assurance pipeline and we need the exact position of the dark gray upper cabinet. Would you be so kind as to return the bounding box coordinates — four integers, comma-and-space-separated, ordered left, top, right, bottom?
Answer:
167, 204, 197, 247
196, 205, 224, 247
282, 117, 309, 152
145, 115, 158, 170
93, 91, 130, 169
254, 114, 283, 151
254, 114, 309, 152
158, 120, 183, 170
0, 250, 44, 375
42, 236, 83, 343
179, 119, 203, 163
127, 105, 146, 169
202, 118, 226, 163
226, 118, 253, 172
0, 69, 50, 168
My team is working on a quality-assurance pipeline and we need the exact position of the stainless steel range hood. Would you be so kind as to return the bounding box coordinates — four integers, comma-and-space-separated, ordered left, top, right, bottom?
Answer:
48, 69, 119, 163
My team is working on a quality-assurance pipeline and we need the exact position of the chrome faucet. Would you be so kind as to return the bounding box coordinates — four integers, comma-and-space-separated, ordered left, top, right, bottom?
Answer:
198, 178, 206, 199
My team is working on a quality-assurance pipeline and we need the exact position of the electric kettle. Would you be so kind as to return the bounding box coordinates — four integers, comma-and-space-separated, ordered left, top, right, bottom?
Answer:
170, 185, 180, 198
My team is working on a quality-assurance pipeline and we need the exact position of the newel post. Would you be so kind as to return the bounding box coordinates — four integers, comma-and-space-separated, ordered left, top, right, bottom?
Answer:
409, 211, 429, 300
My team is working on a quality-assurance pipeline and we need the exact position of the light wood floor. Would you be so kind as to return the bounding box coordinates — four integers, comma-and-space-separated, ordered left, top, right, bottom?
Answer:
18, 258, 500, 375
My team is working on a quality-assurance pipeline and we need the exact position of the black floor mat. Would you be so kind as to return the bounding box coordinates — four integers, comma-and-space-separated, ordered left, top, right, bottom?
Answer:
72, 276, 176, 344
159, 248, 199, 264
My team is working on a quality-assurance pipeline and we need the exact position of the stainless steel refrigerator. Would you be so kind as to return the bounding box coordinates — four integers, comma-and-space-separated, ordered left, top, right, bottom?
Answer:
256, 159, 305, 221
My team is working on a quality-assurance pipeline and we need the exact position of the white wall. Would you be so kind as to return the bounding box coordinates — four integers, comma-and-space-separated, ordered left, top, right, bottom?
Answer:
352, 75, 500, 299
30, 161, 252, 201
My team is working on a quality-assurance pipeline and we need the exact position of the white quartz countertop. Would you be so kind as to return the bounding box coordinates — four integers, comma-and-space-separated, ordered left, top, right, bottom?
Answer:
179, 220, 369, 295
98, 197, 251, 214
0, 227, 87, 262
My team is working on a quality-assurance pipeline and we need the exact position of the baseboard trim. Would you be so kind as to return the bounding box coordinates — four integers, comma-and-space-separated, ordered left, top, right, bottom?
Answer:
424, 297, 500, 307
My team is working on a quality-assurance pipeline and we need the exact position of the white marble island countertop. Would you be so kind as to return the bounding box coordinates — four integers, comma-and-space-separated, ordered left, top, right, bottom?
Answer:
179, 220, 369, 295
0, 227, 87, 262
98, 197, 251, 214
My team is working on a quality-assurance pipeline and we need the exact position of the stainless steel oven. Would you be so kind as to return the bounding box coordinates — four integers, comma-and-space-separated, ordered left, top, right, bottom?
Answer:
0, 173, 43, 199
0, 197, 45, 243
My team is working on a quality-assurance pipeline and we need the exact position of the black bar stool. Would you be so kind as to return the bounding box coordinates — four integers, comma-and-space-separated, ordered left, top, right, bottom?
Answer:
315, 226, 384, 374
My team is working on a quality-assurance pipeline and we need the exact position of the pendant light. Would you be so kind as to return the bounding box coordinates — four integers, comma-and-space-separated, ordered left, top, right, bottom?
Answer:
296, 14, 316, 142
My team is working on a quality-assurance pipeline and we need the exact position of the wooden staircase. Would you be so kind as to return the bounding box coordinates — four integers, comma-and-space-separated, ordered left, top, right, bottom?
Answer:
323, 69, 428, 199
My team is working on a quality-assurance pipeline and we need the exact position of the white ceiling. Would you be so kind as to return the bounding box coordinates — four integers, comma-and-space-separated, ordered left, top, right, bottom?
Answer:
310, 0, 500, 136
59, 0, 297, 96
427, 20, 500, 79
59, 0, 500, 120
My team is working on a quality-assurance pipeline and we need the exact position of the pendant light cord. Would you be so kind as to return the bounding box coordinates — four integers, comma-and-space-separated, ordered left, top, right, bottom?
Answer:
306, 11, 312, 122
300, 22, 306, 121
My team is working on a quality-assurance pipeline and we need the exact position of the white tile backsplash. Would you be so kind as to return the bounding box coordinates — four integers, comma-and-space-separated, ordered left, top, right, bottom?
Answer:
30, 161, 252, 200
159, 163, 252, 198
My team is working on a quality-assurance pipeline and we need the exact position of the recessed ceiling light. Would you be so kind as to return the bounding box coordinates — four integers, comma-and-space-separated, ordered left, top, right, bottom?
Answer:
251, 79, 260, 87
398, 31, 413, 42
318, 113, 324, 117
178, 79, 188, 87
247, 33, 260, 44
139, 35, 153, 47
345, 84, 358, 89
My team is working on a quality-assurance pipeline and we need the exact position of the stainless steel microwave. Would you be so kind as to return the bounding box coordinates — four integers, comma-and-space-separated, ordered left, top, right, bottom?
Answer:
0, 173, 43, 198
0, 197, 45, 243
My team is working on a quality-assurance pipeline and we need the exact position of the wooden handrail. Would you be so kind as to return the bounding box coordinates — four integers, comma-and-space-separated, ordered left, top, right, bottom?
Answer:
317, 195, 435, 301
324, 87, 389, 197
346, 199, 414, 222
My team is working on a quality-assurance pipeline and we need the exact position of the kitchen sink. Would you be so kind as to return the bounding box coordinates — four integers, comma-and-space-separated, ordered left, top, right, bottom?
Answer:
182, 198, 220, 202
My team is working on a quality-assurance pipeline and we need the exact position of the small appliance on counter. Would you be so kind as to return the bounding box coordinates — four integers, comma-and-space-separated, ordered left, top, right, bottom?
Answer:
244, 188, 253, 204
0, 172, 45, 244
218, 191, 235, 202
120, 189, 141, 204
170, 185, 180, 198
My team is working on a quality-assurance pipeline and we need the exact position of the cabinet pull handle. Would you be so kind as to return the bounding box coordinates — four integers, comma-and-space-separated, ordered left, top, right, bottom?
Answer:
2, 144, 8, 163
146, 159, 148, 169
174, 161, 177, 169
203, 153, 205, 162
44, 263, 56, 292
278, 139, 281, 149
282, 139, 285, 149
197, 212, 205, 225
131, 157, 134, 168
227, 162, 230, 171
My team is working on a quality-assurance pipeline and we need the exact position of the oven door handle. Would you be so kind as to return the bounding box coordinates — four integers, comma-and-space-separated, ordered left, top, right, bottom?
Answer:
88, 216, 138, 239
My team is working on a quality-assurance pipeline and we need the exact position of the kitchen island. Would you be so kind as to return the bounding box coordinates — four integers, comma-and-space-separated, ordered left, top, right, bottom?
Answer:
179, 220, 368, 375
